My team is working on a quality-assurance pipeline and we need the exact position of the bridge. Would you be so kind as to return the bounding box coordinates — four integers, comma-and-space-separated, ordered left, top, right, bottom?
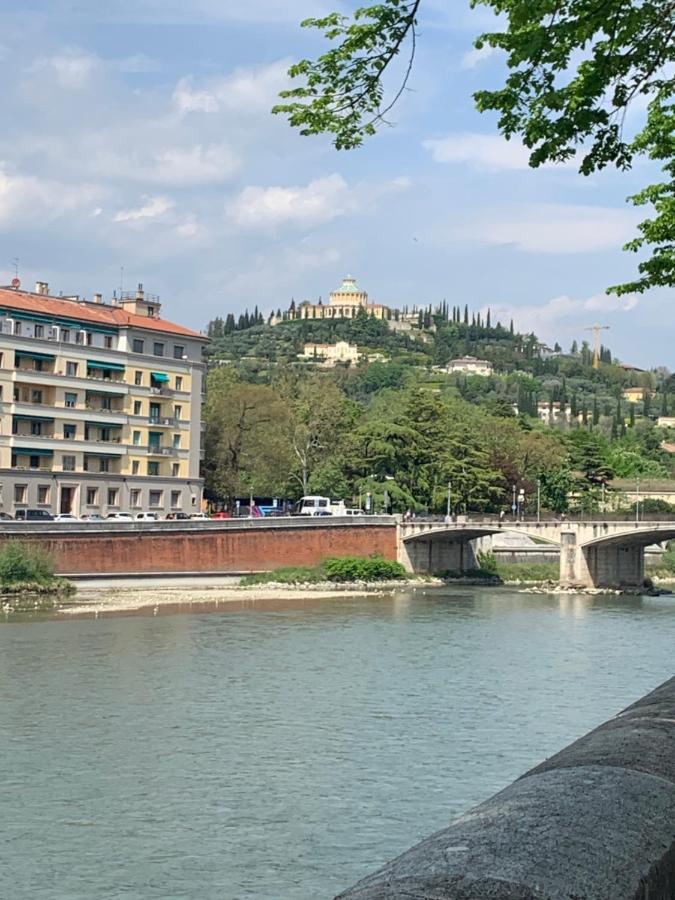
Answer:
399, 516, 675, 588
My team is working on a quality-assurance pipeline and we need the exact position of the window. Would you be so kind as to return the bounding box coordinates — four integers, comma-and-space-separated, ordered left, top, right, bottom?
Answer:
99, 427, 110, 442
172, 463, 180, 477
149, 403, 160, 421
174, 405, 182, 420
153, 342, 165, 357
100, 396, 111, 411
175, 376, 183, 391
173, 345, 185, 360
66, 361, 78, 377
129, 430, 139, 447
31, 421, 42, 436
61, 329, 70, 342
34, 359, 43, 372
63, 423, 76, 439
149, 490, 163, 507
75, 331, 84, 344
130, 489, 141, 508
62, 455, 76, 471
107, 488, 119, 506
104, 335, 113, 349
134, 370, 143, 386
14, 321, 21, 335
98, 458, 110, 473
32, 390, 43, 404
14, 484, 27, 504
86, 487, 98, 506
29, 456, 40, 469
65, 392, 77, 408
37, 485, 50, 505
35, 324, 44, 338
148, 461, 159, 477
86, 333, 93, 346
131, 460, 140, 475
132, 338, 144, 353
133, 400, 142, 415
172, 434, 181, 449
170, 490, 181, 509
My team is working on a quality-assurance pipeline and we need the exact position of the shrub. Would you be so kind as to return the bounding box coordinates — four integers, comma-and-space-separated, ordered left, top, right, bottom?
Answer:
240, 565, 326, 586
323, 555, 407, 582
476, 550, 498, 574
0, 541, 55, 586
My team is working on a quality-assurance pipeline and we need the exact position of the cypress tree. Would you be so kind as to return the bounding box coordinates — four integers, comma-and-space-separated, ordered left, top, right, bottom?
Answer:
464, 305, 469, 325
509, 318, 514, 335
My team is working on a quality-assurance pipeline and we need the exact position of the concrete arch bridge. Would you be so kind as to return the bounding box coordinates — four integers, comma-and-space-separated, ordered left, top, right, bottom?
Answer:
399, 517, 675, 588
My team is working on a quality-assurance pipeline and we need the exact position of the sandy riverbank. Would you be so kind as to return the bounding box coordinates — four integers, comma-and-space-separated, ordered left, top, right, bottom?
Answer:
58, 578, 430, 618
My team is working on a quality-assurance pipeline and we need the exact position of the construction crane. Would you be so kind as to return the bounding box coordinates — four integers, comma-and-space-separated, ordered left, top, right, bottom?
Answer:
584, 323, 610, 369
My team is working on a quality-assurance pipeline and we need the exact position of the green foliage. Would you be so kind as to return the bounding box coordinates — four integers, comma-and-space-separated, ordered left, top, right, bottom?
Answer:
476, 550, 498, 574
277, 0, 675, 290
323, 555, 407, 581
240, 555, 407, 584
0, 541, 56, 587
631, 498, 675, 514
496, 561, 560, 582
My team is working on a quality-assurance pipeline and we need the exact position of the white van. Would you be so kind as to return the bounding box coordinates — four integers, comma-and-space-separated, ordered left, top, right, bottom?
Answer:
294, 496, 332, 516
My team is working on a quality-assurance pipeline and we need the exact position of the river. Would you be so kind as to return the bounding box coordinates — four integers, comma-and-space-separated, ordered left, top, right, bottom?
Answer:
2, 586, 674, 899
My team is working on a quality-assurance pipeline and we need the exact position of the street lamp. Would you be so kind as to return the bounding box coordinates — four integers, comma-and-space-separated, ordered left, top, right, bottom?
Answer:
518, 487, 525, 521
537, 478, 541, 523
512, 484, 517, 520
636, 476, 640, 524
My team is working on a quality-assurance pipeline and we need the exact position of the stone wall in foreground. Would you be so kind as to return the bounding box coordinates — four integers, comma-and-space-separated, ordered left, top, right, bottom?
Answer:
336, 676, 675, 899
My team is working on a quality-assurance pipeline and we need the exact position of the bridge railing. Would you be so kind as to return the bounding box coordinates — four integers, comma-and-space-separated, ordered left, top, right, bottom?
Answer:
404, 513, 675, 525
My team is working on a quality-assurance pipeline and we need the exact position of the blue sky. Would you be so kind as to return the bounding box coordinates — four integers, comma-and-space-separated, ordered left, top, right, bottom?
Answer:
0, 0, 669, 367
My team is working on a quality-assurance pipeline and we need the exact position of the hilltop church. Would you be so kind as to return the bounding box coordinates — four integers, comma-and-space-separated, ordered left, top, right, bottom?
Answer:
271, 275, 393, 324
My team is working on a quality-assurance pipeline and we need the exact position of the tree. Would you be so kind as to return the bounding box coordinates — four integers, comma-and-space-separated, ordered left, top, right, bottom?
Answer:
275, 0, 675, 293
202, 369, 293, 505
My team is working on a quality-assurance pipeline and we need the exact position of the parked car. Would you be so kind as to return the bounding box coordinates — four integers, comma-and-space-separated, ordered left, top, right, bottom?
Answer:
135, 512, 161, 521
210, 511, 231, 519
80, 514, 105, 522
344, 508, 365, 516
105, 512, 134, 522
0, 512, 14, 520
14, 509, 54, 521
54, 513, 79, 523
190, 512, 210, 520
165, 512, 190, 520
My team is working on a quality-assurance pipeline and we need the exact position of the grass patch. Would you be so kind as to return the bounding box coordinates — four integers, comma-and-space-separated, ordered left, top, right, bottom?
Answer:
240, 555, 407, 586
495, 561, 559, 582
0, 540, 74, 594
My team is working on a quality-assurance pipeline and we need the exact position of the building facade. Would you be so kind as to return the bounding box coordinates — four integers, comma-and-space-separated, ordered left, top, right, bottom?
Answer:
0, 282, 207, 517
299, 341, 360, 367
445, 356, 494, 377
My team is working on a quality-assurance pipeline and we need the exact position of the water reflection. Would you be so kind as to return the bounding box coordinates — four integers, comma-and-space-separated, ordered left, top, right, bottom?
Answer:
1, 586, 674, 900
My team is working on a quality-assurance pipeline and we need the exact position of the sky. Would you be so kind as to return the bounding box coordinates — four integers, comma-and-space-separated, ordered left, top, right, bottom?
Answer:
0, 0, 670, 367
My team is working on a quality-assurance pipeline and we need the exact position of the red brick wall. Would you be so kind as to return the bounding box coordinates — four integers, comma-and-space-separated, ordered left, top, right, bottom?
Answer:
1, 523, 398, 575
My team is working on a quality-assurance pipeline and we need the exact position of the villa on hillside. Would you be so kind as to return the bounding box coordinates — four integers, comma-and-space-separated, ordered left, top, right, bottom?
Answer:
444, 356, 493, 377
299, 341, 360, 367
623, 386, 651, 403
273, 275, 393, 324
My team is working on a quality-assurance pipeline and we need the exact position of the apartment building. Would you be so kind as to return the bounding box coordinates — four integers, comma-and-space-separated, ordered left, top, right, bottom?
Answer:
0, 281, 207, 517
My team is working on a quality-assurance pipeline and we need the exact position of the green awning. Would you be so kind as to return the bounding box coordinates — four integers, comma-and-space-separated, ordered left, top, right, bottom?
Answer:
84, 451, 122, 458
13, 447, 54, 457
151, 372, 170, 382
15, 350, 55, 362
85, 421, 121, 429
87, 359, 125, 372
12, 415, 55, 423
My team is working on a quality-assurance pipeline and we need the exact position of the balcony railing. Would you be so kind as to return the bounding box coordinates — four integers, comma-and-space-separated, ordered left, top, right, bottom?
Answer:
149, 386, 172, 396
148, 415, 178, 426
146, 445, 173, 455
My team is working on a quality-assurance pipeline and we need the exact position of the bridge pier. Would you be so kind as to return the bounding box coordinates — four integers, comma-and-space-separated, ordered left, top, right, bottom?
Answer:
398, 532, 476, 575
559, 530, 645, 589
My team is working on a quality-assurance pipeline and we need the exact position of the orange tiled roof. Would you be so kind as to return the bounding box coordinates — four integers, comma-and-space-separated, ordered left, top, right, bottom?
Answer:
0, 288, 204, 339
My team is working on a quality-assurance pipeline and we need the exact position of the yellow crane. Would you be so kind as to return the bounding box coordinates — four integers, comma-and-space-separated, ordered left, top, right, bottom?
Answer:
584, 323, 610, 369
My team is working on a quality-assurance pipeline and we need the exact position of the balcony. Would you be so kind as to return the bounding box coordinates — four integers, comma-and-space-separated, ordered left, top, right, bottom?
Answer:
148, 415, 178, 427
146, 445, 174, 456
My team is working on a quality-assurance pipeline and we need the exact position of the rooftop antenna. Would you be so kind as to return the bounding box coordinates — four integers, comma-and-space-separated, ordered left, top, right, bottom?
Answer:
120, 265, 124, 297
10, 257, 20, 289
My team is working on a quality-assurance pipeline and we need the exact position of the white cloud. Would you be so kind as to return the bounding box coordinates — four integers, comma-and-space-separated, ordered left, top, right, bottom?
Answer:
33, 50, 99, 88
82, 0, 332, 25
228, 173, 411, 230
0, 166, 101, 228
229, 174, 355, 229
425, 133, 532, 170
114, 195, 174, 222
486, 292, 640, 342
173, 60, 291, 116
149, 144, 239, 185
461, 44, 495, 69
458, 203, 640, 253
